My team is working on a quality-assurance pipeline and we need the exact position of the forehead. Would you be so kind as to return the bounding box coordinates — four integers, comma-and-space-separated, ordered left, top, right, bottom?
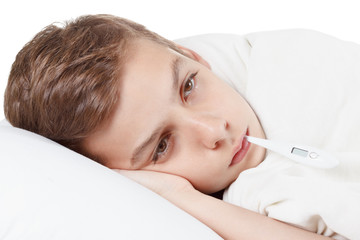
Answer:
120, 39, 182, 123
84, 39, 182, 167
122, 40, 177, 104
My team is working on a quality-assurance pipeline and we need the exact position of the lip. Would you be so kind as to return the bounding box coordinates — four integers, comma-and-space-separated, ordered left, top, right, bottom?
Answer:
229, 129, 251, 167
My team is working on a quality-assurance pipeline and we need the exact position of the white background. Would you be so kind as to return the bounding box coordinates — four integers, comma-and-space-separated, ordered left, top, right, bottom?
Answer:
1, 0, 360, 120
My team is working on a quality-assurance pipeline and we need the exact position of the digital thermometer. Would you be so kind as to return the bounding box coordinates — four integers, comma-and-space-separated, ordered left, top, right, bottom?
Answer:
245, 136, 339, 169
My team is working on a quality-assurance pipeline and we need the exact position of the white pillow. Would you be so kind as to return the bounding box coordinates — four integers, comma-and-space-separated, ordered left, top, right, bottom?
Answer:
0, 120, 220, 239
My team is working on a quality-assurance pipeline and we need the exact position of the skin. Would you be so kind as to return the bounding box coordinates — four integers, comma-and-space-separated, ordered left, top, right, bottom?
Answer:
83, 39, 266, 194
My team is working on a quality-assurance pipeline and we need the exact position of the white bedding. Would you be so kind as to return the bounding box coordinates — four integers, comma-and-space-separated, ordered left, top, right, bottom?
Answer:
220, 30, 360, 239
2, 29, 359, 239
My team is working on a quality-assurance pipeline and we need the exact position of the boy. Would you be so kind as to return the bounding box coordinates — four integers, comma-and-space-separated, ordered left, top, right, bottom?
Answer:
4, 14, 336, 239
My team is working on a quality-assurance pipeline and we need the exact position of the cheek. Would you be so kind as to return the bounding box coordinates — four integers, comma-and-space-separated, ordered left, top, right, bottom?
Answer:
191, 173, 231, 194
169, 158, 229, 193
222, 91, 254, 120
205, 81, 245, 110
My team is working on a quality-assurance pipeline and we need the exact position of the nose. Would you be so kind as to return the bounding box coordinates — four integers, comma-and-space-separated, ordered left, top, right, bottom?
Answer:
182, 112, 229, 149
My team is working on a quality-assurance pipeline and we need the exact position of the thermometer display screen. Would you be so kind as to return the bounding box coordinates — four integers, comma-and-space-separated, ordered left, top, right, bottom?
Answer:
291, 147, 308, 157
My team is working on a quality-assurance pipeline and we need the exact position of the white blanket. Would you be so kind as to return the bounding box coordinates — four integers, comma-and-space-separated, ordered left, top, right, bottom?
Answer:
222, 30, 360, 239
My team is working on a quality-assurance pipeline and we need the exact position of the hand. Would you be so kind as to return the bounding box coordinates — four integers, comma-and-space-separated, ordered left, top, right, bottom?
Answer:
113, 169, 195, 200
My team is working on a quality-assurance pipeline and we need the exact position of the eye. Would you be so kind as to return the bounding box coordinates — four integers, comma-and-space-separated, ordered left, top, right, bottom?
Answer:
182, 72, 197, 100
152, 135, 171, 163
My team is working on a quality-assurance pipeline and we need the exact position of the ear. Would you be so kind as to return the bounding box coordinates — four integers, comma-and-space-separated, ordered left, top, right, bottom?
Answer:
176, 45, 211, 69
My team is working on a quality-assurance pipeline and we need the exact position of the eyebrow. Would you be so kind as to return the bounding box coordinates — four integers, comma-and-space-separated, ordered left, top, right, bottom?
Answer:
130, 56, 183, 165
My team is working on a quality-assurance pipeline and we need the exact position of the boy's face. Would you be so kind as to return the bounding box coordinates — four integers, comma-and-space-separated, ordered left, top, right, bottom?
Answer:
84, 39, 266, 193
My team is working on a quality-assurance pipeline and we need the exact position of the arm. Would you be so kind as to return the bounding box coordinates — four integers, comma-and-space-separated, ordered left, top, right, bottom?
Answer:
116, 170, 330, 240
169, 188, 330, 240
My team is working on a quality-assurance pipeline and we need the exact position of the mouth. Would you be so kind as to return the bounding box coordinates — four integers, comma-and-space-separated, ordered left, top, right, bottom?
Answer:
229, 129, 251, 167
